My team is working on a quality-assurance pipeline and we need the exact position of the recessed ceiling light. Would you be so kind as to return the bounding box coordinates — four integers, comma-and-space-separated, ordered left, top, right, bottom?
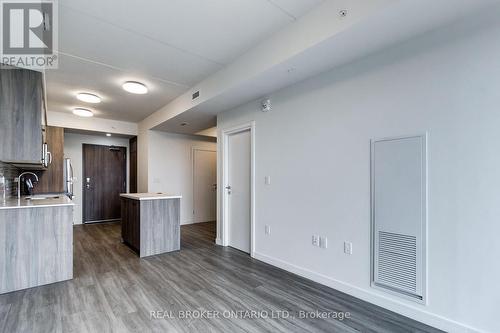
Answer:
122, 81, 148, 94
72, 108, 93, 117
106, 133, 112, 137
77, 93, 101, 104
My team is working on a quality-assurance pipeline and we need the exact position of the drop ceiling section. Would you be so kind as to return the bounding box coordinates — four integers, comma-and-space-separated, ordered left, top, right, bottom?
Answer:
47, 0, 324, 123
45, 54, 186, 122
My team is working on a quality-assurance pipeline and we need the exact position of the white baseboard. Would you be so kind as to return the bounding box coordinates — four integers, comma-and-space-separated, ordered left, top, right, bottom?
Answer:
253, 252, 483, 333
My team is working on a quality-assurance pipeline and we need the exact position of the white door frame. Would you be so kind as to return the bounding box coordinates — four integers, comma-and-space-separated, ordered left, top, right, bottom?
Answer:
191, 147, 217, 224
219, 121, 256, 257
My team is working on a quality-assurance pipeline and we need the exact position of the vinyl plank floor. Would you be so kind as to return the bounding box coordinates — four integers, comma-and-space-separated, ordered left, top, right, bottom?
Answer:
0, 221, 444, 333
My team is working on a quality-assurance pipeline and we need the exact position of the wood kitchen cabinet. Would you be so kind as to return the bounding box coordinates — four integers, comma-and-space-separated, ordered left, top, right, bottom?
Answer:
34, 126, 65, 194
121, 198, 140, 252
0, 203, 74, 294
0, 68, 44, 163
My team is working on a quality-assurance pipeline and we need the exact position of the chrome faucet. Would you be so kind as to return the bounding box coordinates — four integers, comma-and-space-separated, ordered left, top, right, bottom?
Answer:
17, 172, 39, 199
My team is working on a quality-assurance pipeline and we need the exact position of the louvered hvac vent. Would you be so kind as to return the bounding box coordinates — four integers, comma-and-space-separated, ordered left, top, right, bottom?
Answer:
377, 231, 417, 294
371, 135, 426, 302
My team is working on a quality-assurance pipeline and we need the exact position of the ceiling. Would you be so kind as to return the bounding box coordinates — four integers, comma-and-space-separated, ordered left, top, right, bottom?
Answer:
155, 0, 500, 135
46, 0, 324, 122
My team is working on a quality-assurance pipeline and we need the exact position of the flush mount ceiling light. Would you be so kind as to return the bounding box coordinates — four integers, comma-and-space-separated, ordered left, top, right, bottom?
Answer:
122, 81, 148, 94
106, 133, 112, 137
76, 93, 101, 104
72, 108, 94, 117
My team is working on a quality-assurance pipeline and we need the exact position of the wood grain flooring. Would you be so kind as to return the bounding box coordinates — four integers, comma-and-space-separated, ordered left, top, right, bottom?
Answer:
0, 222, 443, 333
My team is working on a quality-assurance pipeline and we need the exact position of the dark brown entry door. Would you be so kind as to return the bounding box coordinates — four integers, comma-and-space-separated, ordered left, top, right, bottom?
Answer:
83, 144, 126, 223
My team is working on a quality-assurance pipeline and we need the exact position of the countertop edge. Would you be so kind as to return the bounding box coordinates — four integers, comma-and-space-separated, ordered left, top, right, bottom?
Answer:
120, 194, 182, 201
0, 202, 75, 210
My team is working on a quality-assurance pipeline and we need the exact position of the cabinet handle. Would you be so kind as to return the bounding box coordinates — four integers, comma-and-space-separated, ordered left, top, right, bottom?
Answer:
46, 151, 52, 165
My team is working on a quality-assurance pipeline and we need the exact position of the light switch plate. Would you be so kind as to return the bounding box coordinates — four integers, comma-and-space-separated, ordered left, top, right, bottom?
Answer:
312, 235, 319, 247
265, 225, 271, 235
344, 241, 353, 255
320, 237, 328, 249
265, 176, 271, 185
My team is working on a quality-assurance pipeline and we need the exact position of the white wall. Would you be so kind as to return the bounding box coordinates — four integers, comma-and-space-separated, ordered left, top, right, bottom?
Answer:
217, 16, 500, 333
64, 132, 130, 225
147, 130, 216, 225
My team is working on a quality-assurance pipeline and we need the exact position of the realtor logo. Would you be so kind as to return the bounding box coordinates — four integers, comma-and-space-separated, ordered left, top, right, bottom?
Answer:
1, 0, 58, 69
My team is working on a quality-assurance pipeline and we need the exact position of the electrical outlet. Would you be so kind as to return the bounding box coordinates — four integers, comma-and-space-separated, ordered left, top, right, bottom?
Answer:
265, 176, 271, 185
265, 225, 271, 235
344, 241, 353, 255
312, 235, 319, 247
319, 236, 328, 249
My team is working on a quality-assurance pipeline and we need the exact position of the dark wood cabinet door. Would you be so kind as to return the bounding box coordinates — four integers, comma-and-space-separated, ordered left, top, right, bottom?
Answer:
83, 144, 126, 223
128, 200, 140, 251
34, 126, 64, 194
121, 198, 129, 242
0, 68, 43, 162
121, 198, 140, 253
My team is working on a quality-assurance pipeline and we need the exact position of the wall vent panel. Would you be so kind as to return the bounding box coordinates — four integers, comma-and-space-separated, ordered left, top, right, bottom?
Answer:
371, 135, 426, 302
378, 231, 417, 294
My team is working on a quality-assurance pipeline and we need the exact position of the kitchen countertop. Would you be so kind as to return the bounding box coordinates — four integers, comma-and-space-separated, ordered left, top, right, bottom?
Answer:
0, 195, 74, 210
120, 193, 182, 201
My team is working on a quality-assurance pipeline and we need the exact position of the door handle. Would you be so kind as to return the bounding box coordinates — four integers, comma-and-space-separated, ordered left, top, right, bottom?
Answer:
225, 185, 232, 194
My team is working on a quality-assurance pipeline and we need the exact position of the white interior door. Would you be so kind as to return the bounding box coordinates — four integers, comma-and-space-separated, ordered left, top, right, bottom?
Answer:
193, 149, 217, 223
227, 129, 251, 253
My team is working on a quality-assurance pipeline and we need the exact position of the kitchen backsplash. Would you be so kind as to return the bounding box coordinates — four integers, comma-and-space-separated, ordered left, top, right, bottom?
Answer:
0, 161, 18, 198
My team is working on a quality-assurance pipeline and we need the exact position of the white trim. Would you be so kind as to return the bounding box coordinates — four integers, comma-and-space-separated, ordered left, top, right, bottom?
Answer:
253, 251, 483, 333
220, 121, 256, 257
191, 147, 217, 224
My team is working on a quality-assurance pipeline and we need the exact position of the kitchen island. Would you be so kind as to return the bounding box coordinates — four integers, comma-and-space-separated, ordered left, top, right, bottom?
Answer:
120, 193, 181, 257
0, 196, 74, 294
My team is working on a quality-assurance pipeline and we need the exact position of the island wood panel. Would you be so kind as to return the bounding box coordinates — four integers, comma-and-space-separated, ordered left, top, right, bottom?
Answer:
0, 206, 73, 294
121, 197, 180, 257
140, 198, 180, 257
